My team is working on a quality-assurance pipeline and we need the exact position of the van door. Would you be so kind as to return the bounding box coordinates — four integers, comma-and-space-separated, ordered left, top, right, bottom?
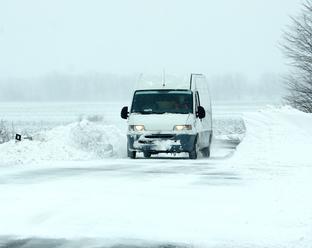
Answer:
194, 91, 204, 149
195, 90, 211, 149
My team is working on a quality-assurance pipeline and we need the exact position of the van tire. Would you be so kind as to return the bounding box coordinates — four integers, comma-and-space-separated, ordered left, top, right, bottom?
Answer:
128, 149, 136, 159
189, 149, 197, 159
143, 152, 151, 158
202, 133, 212, 158
127, 141, 136, 159
201, 146, 210, 158
189, 138, 198, 159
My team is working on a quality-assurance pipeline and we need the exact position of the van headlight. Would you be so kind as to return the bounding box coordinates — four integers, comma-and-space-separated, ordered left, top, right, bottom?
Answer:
173, 125, 192, 131
129, 125, 145, 131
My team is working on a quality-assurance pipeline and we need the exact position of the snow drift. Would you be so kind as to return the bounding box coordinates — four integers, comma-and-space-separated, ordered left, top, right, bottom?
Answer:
0, 119, 126, 165
231, 105, 312, 170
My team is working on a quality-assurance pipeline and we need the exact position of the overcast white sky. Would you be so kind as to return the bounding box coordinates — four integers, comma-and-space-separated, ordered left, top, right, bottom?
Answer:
0, 0, 303, 79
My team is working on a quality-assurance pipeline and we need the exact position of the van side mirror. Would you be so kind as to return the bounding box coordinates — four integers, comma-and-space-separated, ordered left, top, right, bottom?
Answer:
197, 106, 206, 119
121, 106, 129, 119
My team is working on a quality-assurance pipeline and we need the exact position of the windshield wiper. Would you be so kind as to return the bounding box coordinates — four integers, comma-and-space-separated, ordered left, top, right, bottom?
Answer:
134, 111, 153, 114
134, 111, 190, 114
169, 111, 185, 114
152, 111, 166, 114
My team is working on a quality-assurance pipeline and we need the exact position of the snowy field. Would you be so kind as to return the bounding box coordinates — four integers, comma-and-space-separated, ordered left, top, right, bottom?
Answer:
0, 102, 311, 247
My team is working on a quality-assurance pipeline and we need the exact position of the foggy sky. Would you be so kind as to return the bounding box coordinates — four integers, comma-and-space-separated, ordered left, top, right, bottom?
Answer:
0, 0, 302, 79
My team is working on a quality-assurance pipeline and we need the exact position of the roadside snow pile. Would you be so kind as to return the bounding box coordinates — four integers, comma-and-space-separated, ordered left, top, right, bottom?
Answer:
0, 120, 15, 144
213, 116, 246, 142
231, 105, 312, 170
0, 120, 126, 165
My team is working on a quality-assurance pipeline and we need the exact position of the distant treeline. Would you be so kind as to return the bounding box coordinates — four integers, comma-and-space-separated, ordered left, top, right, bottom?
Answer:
0, 72, 284, 102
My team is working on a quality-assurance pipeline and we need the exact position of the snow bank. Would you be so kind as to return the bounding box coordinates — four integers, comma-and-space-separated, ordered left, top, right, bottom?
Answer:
0, 119, 126, 165
231, 105, 312, 172
213, 116, 246, 141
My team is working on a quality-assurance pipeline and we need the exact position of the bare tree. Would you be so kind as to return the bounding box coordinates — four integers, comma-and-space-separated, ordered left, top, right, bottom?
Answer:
282, 0, 312, 112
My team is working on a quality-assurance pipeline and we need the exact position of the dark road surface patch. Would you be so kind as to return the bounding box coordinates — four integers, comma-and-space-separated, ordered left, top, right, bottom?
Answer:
0, 237, 190, 248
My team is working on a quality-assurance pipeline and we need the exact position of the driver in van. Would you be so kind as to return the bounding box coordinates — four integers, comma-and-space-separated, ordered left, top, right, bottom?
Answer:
175, 96, 191, 111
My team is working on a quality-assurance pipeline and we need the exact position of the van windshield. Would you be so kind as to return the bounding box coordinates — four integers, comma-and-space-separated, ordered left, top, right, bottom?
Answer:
131, 90, 193, 114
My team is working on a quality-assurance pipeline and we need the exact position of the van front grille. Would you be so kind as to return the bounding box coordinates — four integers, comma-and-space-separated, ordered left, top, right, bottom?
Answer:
144, 134, 175, 139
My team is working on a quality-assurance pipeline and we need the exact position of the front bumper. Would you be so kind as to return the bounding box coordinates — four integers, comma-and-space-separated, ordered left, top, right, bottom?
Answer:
128, 133, 196, 153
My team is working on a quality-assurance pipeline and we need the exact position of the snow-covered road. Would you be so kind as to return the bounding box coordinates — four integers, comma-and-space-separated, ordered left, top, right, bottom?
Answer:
0, 103, 311, 247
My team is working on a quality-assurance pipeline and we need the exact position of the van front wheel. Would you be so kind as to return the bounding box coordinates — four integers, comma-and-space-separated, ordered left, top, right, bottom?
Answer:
128, 149, 136, 159
189, 139, 198, 159
201, 146, 210, 158
189, 149, 197, 159
143, 152, 151, 158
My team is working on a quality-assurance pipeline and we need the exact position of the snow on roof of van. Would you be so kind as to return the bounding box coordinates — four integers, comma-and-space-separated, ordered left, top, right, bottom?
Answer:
135, 74, 190, 90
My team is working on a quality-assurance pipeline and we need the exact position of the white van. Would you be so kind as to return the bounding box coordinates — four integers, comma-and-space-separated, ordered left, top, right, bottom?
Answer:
121, 73, 212, 159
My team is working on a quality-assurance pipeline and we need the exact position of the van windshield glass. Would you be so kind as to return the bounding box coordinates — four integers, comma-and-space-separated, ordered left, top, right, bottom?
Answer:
131, 90, 193, 114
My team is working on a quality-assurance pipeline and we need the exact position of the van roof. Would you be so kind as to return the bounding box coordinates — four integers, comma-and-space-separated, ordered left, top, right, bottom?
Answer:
135, 74, 190, 90
136, 82, 190, 90
134, 73, 207, 91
